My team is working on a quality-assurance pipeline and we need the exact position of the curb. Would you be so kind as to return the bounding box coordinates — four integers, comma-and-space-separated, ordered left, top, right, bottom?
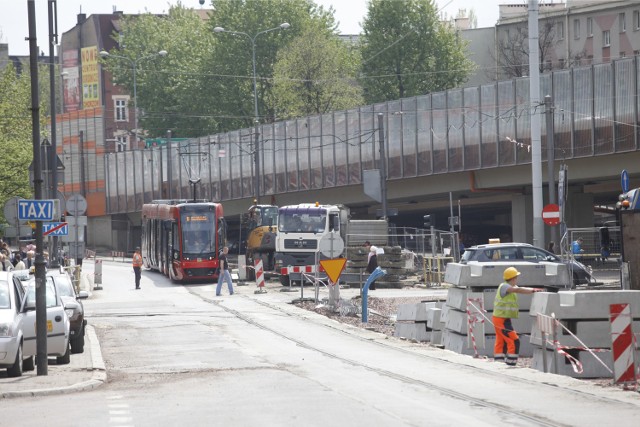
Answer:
0, 325, 106, 399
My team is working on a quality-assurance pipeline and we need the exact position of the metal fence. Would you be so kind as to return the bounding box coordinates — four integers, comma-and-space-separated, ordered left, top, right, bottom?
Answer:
561, 227, 622, 271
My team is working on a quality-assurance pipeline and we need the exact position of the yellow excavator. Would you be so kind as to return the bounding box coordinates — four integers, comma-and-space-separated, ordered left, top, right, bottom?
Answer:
244, 203, 278, 280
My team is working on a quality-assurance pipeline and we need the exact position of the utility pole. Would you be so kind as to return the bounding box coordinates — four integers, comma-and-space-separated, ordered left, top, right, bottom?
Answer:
48, 0, 60, 268
28, 0, 48, 375
377, 114, 388, 220
545, 95, 559, 247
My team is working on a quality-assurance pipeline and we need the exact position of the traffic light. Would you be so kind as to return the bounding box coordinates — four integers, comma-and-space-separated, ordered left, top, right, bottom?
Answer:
423, 214, 434, 228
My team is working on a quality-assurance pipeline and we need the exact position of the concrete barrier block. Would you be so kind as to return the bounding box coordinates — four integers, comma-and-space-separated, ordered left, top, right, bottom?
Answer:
444, 262, 571, 289
427, 308, 443, 330
530, 347, 640, 379
530, 319, 640, 348
447, 287, 534, 312
529, 291, 561, 317
394, 322, 431, 342
446, 308, 532, 335
443, 330, 535, 357
556, 290, 640, 319
396, 302, 436, 321
440, 304, 451, 323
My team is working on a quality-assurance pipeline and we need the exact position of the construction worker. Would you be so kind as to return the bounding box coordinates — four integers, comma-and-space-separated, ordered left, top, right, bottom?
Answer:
493, 266, 541, 366
132, 247, 143, 289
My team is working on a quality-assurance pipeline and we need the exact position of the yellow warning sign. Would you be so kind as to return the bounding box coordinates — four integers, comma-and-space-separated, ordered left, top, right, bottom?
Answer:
319, 258, 347, 284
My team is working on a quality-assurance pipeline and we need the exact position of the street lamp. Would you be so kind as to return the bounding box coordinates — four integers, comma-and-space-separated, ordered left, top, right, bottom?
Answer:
213, 22, 290, 199
99, 49, 168, 146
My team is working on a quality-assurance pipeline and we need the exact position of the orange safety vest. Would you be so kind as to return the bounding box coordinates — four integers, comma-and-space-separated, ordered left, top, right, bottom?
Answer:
132, 253, 143, 267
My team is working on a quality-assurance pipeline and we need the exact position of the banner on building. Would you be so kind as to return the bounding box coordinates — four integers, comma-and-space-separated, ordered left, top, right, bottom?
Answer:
62, 49, 80, 112
81, 46, 100, 109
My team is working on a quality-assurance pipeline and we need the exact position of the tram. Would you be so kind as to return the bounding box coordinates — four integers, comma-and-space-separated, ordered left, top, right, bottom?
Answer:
141, 200, 226, 282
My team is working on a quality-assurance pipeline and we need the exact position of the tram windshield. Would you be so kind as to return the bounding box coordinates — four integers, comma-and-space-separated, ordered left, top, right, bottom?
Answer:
181, 209, 216, 255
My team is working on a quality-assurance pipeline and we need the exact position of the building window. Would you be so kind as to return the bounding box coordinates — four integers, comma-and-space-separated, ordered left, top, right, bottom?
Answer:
587, 17, 593, 37
557, 21, 564, 40
620, 12, 626, 32
620, 51, 626, 58
116, 135, 128, 152
114, 98, 128, 122
574, 19, 580, 39
635, 50, 640, 56
603, 30, 611, 47
635, 11, 640, 30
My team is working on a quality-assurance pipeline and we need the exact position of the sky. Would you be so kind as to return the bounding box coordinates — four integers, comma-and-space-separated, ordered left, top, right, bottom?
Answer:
0, 0, 504, 56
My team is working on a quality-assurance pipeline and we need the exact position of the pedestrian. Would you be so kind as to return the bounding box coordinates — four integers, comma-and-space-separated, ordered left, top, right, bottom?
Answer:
132, 247, 143, 289
13, 254, 26, 271
547, 241, 556, 254
25, 250, 35, 269
493, 267, 542, 366
366, 245, 379, 290
571, 237, 584, 261
0, 253, 12, 271
216, 246, 234, 296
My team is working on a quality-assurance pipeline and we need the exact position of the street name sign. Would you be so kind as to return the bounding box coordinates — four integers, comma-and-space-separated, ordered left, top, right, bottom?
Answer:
17, 199, 55, 221
43, 222, 69, 236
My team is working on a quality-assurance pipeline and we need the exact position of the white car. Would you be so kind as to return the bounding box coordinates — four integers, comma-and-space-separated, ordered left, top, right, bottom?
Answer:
22, 277, 71, 365
0, 271, 32, 377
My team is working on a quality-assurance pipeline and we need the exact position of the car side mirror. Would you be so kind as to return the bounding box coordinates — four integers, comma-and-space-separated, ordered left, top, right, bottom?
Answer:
77, 290, 89, 299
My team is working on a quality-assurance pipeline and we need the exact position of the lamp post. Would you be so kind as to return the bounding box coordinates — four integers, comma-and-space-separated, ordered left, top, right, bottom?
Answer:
99, 49, 167, 147
213, 22, 290, 200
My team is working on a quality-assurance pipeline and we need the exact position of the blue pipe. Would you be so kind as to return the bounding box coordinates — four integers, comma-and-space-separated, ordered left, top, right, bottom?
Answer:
362, 267, 386, 323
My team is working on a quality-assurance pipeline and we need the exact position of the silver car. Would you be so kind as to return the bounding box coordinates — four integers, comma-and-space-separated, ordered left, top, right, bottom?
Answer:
0, 271, 32, 377
22, 278, 71, 365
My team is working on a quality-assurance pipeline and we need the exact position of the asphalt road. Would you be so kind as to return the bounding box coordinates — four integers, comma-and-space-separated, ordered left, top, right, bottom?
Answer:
1, 260, 638, 427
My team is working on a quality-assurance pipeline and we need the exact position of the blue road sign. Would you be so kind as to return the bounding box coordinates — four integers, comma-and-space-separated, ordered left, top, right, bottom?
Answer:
43, 222, 69, 236
17, 199, 54, 221
621, 169, 630, 193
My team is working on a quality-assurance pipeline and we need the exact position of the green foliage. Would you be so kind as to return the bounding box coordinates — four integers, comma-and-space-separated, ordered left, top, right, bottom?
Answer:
359, 0, 473, 104
201, 0, 337, 131
0, 64, 40, 222
270, 22, 363, 119
105, 5, 214, 138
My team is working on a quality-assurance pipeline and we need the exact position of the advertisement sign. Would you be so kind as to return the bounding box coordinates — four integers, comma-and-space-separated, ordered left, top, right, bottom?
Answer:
81, 46, 100, 109
62, 49, 80, 112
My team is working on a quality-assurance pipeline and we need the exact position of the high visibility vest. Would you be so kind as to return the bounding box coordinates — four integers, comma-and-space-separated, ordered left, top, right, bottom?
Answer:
132, 253, 143, 267
493, 283, 519, 319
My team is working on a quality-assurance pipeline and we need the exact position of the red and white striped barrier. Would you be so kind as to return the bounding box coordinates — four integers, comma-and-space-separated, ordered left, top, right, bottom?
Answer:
466, 297, 485, 358
255, 259, 265, 289
610, 303, 637, 386
280, 265, 318, 275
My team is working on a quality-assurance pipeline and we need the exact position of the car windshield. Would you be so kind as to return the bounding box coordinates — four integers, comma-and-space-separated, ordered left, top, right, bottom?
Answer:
278, 208, 327, 233
25, 281, 58, 308
0, 280, 9, 309
51, 275, 75, 297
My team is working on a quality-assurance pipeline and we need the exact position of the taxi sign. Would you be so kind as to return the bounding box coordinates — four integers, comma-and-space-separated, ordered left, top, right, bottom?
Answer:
319, 258, 347, 284
18, 199, 55, 221
43, 222, 69, 236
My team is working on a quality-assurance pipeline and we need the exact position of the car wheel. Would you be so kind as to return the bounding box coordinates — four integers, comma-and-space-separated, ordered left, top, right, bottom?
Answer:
56, 343, 71, 365
23, 355, 35, 371
70, 325, 85, 354
7, 342, 23, 377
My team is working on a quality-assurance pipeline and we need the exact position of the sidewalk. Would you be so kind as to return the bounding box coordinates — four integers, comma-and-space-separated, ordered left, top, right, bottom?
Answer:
0, 325, 106, 399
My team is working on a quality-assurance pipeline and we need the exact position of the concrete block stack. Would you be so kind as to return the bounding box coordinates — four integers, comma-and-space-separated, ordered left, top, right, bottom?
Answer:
394, 301, 444, 342
344, 246, 412, 288
529, 290, 640, 378
440, 262, 563, 357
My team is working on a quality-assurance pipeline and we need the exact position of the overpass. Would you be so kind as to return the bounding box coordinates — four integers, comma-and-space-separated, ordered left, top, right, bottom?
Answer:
99, 57, 640, 251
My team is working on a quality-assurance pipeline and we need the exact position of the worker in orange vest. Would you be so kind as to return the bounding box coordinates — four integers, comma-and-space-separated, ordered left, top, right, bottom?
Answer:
132, 247, 143, 289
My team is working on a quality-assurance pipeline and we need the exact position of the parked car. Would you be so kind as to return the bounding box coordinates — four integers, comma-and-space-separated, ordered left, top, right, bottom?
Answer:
460, 242, 594, 287
0, 271, 32, 377
46, 271, 88, 353
22, 277, 71, 365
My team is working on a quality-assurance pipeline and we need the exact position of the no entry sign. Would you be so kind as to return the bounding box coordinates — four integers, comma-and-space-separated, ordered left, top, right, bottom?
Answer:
542, 204, 560, 226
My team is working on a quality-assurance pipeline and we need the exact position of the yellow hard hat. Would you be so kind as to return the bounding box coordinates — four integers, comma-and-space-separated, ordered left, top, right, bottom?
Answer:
503, 266, 521, 281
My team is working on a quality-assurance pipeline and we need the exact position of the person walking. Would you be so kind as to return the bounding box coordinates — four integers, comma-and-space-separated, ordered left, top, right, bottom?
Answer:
216, 246, 234, 296
13, 254, 26, 271
366, 245, 379, 290
132, 247, 143, 289
571, 237, 584, 260
493, 267, 541, 366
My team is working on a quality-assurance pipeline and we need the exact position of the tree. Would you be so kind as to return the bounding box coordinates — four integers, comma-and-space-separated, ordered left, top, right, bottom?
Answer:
359, 0, 473, 104
0, 64, 42, 223
494, 21, 587, 80
104, 5, 214, 138
270, 22, 364, 119
200, 0, 337, 131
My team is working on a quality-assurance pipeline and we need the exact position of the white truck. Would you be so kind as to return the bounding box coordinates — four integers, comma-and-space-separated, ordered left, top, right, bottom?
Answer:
274, 203, 387, 286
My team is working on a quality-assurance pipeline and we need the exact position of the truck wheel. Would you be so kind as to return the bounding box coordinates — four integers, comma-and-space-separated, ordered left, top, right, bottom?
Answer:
279, 276, 290, 287
247, 266, 256, 281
